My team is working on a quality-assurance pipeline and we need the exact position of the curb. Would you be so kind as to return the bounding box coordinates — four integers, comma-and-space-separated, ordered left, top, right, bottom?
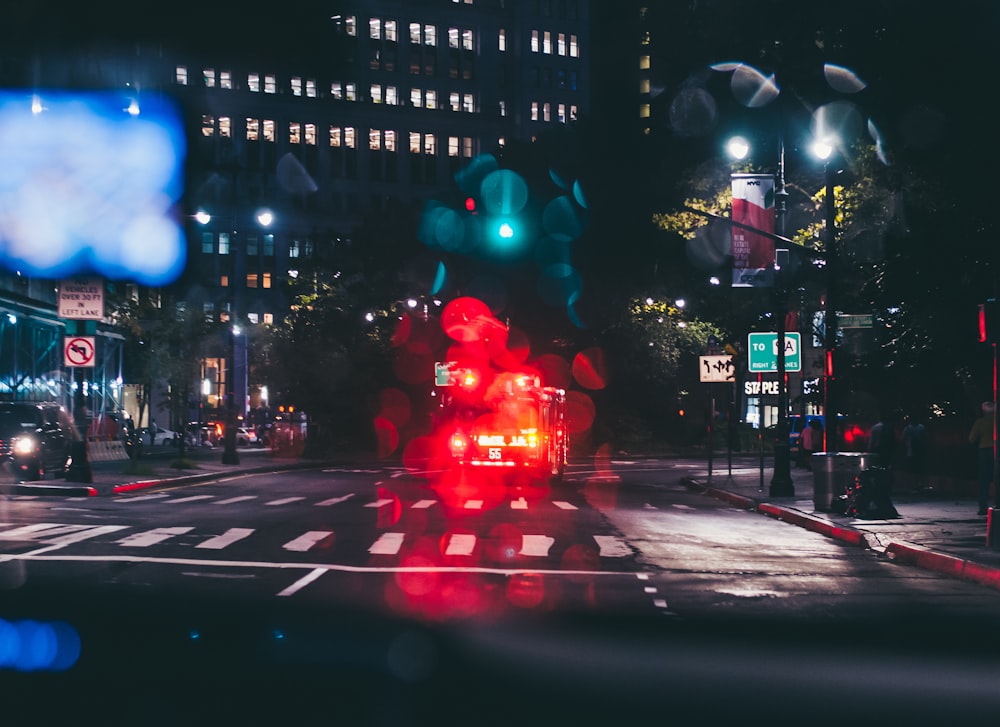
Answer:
685, 476, 1000, 593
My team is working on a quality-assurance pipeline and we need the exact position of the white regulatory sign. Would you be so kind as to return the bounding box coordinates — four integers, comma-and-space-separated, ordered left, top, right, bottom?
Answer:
58, 277, 105, 320
699, 355, 735, 382
64, 336, 96, 367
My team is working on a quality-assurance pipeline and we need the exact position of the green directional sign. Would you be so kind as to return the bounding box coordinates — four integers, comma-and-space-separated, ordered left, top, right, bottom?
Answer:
838, 313, 873, 329
747, 332, 801, 373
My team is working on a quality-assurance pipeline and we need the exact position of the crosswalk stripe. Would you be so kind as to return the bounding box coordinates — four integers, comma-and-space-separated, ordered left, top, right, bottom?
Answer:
445, 533, 477, 556
464, 500, 484, 510
368, 532, 404, 555
511, 498, 528, 510
553, 501, 578, 510
593, 535, 631, 557
120, 493, 169, 502
167, 495, 215, 504
365, 498, 394, 508
44, 525, 129, 546
197, 528, 255, 550
213, 495, 258, 505
265, 497, 305, 506
520, 534, 554, 557
411, 499, 436, 509
0, 523, 76, 539
315, 494, 355, 506
118, 527, 194, 547
282, 531, 334, 552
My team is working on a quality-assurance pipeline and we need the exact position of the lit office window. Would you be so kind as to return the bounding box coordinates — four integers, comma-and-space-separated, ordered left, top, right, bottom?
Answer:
370, 128, 382, 150
246, 274, 259, 289
385, 130, 397, 151
570, 104, 578, 120
220, 275, 229, 288
247, 312, 259, 324
371, 84, 383, 103
306, 79, 317, 97
640, 103, 650, 118
332, 82, 343, 99
449, 28, 459, 48
424, 133, 437, 155
499, 29, 506, 51
265, 74, 276, 93
345, 127, 356, 148
220, 71, 232, 89
263, 120, 275, 142
289, 240, 300, 258
330, 127, 342, 147
531, 101, 539, 121
305, 124, 316, 145
262, 273, 272, 289
639, 79, 650, 94
346, 83, 357, 101
201, 115, 215, 137
543, 31, 551, 54
463, 94, 474, 113
385, 20, 397, 41
203, 68, 216, 87
409, 131, 421, 153
249, 73, 260, 92
639, 55, 650, 70
558, 104, 566, 123
247, 118, 259, 141
291, 77, 303, 96
424, 24, 436, 46
370, 18, 382, 39
450, 92, 460, 112
499, 100, 507, 117
558, 33, 566, 55
219, 232, 231, 255
449, 135, 460, 156
543, 102, 551, 122
345, 16, 356, 35
410, 22, 420, 43
219, 117, 231, 137
263, 313, 274, 325
426, 90, 437, 109
463, 29, 473, 50
531, 30, 539, 52
386, 86, 398, 105
411, 88, 422, 107
176, 66, 188, 85
463, 137, 473, 157
289, 122, 301, 144
263, 235, 274, 256
570, 34, 579, 57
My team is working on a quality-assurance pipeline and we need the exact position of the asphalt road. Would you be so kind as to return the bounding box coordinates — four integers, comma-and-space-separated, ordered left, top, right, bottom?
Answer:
3, 458, 1000, 724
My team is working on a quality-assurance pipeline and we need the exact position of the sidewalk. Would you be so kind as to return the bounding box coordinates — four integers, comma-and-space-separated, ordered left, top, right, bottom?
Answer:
683, 455, 1000, 592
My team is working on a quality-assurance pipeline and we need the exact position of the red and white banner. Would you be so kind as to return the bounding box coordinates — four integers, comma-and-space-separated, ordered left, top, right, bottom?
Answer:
731, 173, 775, 287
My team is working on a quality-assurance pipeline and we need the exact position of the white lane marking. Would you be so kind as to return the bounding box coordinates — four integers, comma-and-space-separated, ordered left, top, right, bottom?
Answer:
368, 532, 405, 555
553, 501, 577, 510
118, 527, 194, 547
653, 599, 668, 609
315, 494, 355, 506
277, 567, 326, 597
365, 498, 394, 508
510, 498, 528, 510
168, 495, 215, 504
0, 523, 77, 539
411, 499, 437, 509
464, 500, 484, 510
197, 528, 255, 550
519, 535, 555, 557
644, 586, 657, 594
636, 573, 650, 581
593, 535, 631, 557
214, 495, 258, 505
282, 531, 334, 552
43, 525, 129, 546
445, 534, 477, 556
119, 493, 169, 502
671, 503, 694, 510
265, 497, 305, 506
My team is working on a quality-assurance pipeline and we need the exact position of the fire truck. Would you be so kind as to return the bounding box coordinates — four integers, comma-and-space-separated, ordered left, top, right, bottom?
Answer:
434, 362, 568, 481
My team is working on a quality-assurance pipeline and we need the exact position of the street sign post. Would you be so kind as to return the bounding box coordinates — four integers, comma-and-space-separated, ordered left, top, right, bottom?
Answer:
747, 332, 801, 372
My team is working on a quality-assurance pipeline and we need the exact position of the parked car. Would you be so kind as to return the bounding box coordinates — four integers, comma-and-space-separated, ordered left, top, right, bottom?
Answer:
0, 401, 74, 481
236, 427, 258, 447
141, 426, 181, 447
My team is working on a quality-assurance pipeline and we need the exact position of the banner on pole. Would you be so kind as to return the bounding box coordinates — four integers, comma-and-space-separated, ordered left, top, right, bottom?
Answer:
731, 173, 775, 288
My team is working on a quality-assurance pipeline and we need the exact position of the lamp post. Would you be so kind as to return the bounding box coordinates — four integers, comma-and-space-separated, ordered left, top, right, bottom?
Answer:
810, 136, 839, 453
726, 134, 793, 495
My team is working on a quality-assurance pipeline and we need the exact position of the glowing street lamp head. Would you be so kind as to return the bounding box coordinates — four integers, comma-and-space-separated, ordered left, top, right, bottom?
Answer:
497, 221, 515, 239
726, 135, 751, 160
810, 136, 837, 161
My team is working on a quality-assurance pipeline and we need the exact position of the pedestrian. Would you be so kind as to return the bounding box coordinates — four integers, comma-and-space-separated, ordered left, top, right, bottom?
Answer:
149, 419, 159, 443
902, 415, 927, 489
968, 401, 995, 516
869, 414, 896, 467
800, 418, 822, 470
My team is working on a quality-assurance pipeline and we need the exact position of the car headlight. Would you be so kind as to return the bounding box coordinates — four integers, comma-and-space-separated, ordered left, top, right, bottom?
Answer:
12, 436, 38, 456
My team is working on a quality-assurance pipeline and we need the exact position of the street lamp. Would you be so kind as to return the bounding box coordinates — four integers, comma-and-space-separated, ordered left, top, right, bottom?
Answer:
810, 136, 840, 453
726, 134, 794, 496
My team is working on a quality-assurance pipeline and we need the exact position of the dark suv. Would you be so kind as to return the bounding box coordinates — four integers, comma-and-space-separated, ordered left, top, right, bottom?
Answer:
0, 402, 75, 481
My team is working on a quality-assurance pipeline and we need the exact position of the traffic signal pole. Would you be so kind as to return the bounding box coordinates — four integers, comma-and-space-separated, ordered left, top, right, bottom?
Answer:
770, 137, 794, 496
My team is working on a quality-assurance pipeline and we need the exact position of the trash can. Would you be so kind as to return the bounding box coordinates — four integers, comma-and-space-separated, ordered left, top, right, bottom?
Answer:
811, 452, 879, 512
